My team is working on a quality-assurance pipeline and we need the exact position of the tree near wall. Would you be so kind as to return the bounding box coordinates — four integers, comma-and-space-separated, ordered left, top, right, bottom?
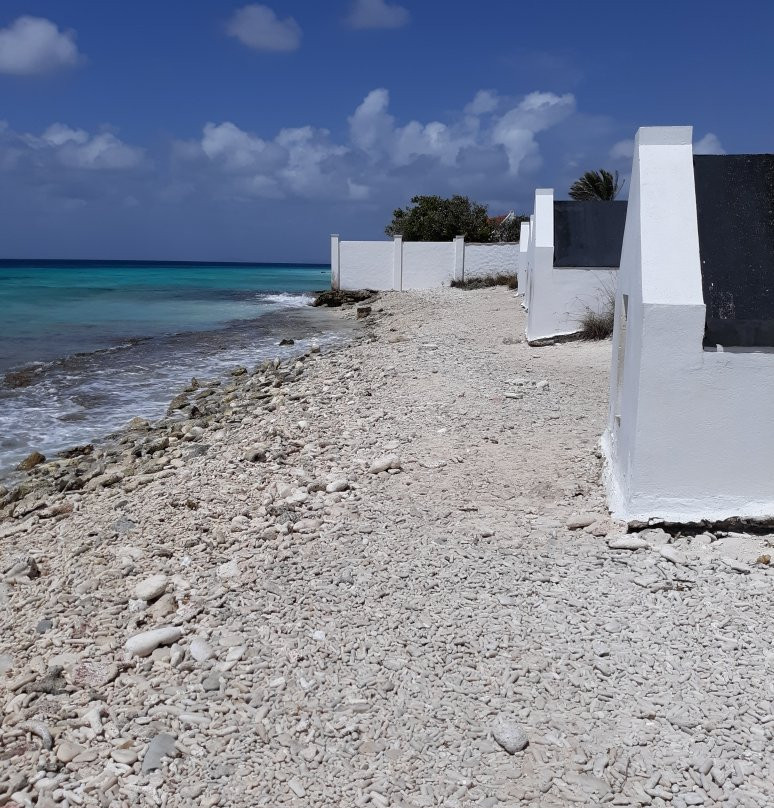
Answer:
385, 195, 494, 242
569, 169, 624, 201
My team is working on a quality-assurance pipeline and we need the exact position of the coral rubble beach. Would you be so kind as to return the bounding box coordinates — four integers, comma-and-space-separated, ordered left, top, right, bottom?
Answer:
1, 289, 772, 807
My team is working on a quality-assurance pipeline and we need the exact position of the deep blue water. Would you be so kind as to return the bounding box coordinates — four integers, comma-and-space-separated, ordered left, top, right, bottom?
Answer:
0, 261, 336, 474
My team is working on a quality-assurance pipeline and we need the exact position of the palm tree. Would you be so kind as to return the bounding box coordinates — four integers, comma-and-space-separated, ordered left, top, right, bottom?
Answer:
569, 169, 624, 201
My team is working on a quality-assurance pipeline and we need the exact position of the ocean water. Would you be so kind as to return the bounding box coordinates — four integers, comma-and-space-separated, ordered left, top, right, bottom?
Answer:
0, 260, 336, 476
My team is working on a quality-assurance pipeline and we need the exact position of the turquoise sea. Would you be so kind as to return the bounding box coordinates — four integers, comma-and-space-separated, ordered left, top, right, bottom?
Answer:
0, 260, 334, 475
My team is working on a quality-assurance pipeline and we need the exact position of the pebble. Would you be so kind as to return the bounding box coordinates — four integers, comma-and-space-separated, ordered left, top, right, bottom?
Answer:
0, 653, 13, 675
369, 455, 401, 474
217, 560, 240, 578
287, 777, 306, 798
492, 717, 529, 754
567, 513, 598, 530
659, 545, 688, 565
125, 626, 183, 657
55, 742, 84, 763
720, 556, 750, 574
202, 671, 221, 691
134, 573, 168, 601
111, 747, 139, 765
189, 637, 214, 662
142, 733, 177, 773
325, 479, 350, 493
608, 536, 649, 550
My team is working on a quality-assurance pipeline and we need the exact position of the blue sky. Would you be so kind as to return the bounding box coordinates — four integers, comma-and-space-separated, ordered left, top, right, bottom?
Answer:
0, 0, 771, 262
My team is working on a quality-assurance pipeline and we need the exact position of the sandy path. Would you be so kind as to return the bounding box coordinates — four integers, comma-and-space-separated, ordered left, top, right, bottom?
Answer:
1, 289, 771, 807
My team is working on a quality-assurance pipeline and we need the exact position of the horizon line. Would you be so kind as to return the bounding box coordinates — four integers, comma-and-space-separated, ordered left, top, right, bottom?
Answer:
0, 258, 330, 268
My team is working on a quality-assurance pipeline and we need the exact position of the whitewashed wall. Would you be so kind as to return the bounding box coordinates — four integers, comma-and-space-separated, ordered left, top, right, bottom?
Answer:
335, 239, 393, 290
464, 243, 520, 279
525, 189, 618, 343
332, 235, 518, 291
602, 126, 774, 523
516, 222, 530, 298
403, 241, 456, 288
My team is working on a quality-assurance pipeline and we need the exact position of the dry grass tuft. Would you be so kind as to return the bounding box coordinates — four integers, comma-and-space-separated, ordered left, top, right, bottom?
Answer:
578, 286, 615, 340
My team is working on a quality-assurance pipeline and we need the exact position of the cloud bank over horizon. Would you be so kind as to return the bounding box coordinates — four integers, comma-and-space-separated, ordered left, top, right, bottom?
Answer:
0, 85, 726, 260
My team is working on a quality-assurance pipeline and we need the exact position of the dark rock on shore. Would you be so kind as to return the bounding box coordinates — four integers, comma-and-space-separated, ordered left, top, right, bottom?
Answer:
279, 338, 295, 346
4, 367, 41, 389
167, 393, 188, 413
57, 445, 93, 459
17, 451, 46, 471
312, 289, 376, 308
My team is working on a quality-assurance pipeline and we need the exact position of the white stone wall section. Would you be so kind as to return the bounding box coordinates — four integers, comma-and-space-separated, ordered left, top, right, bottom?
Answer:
602, 126, 774, 523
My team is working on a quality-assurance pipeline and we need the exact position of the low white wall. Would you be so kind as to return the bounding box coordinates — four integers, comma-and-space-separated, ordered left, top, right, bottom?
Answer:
333, 235, 518, 291
338, 240, 394, 290
464, 243, 519, 279
602, 126, 774, 523
403, 241, 455, 288
525, 189, 618, 343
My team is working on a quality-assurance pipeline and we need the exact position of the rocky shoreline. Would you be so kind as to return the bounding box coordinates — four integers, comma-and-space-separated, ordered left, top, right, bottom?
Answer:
0, 344, 329, 520
2, 288, 773, 807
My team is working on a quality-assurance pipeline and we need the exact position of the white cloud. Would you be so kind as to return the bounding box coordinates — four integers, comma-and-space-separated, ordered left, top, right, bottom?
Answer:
58, 132, 145, 170
179, 121, 349, 200
4, 121, 144, 171
465, 90, 499, 116
0, 16, 81, 75
694, 132, 726, 155
179, 87, 581, 204
346, 0, 410, 29
40, 123, 89, 147
348, 88, 478, 167
200, 122, 284, 171
276, 126, 347, 196
609, 138, 634, 161
491, 92, 576, 174
0, 85, 596, 224
348, 88, 394, 156
226, 5, 301, 52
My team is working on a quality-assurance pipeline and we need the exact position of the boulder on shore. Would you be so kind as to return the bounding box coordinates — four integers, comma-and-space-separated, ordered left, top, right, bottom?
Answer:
17, 451, 45, 471
313, 289, 376, 308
